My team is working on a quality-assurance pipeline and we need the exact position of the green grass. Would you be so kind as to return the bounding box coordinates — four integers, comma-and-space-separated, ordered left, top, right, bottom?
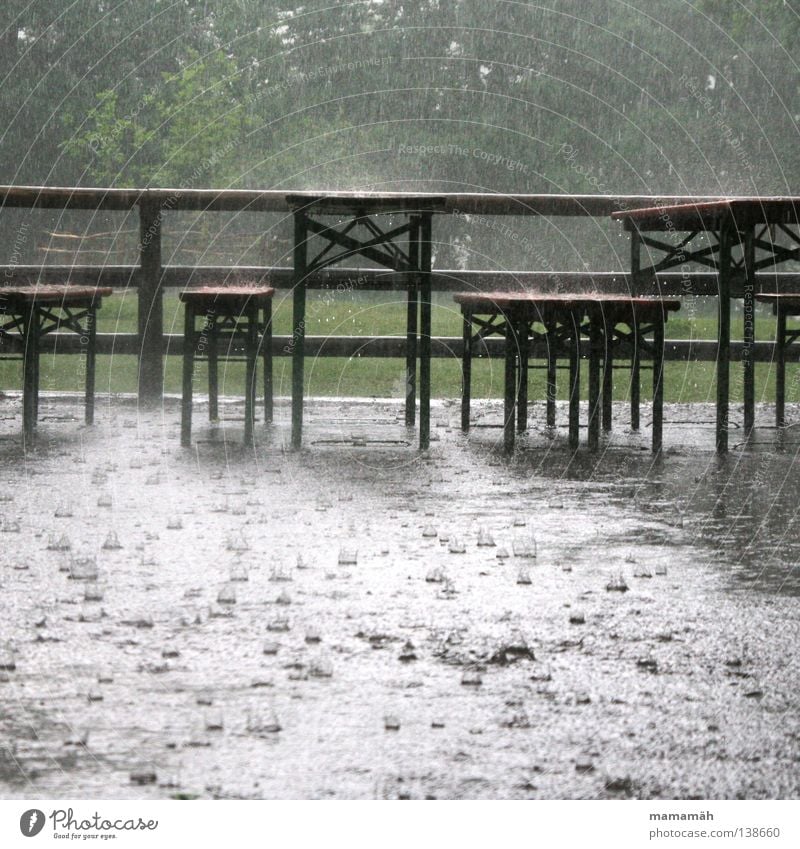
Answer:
2, 292, 798, 404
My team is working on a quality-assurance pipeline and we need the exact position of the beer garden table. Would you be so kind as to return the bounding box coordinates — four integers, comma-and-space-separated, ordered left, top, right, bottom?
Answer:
612, 199, 800, 451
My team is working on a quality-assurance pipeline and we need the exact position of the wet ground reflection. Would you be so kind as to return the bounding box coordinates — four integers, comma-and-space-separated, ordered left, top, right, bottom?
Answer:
0, 397, 798, 799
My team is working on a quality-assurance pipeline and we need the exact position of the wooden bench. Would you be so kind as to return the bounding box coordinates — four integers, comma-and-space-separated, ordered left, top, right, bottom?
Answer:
179, 287, 275, 446
755, 294, 800, 428
454, 293, 680, 453
0, 285, 112, 442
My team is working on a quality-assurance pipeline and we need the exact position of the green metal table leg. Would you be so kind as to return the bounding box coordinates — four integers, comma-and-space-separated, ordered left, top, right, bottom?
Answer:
180, 303, 195, 448
291, 211, 308, 450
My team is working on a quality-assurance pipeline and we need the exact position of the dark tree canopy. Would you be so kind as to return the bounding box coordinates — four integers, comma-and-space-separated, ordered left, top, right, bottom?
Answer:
0, 0, 797, 193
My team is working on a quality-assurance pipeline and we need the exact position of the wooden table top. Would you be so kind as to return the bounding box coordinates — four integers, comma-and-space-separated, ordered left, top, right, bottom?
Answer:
612, 197, 800, 231
453, 292, 681, 312
0, 285, 113, 305
179, 286, 275, 304
755, 293, 800, 313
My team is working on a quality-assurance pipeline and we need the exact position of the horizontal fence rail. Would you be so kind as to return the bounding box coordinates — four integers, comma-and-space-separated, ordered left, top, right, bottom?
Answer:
1, 334, 796, 365
4, 266, 800, 297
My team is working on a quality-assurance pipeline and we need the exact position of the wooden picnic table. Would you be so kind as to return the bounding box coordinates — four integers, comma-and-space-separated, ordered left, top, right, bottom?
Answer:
286, 194, 445, 450
454, 292, 680, 453
0, 285, 112, 441
613, 198, 800, 451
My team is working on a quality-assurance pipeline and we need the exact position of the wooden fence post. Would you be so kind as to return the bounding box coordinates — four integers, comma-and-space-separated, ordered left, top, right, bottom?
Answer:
138, 196, 164, 404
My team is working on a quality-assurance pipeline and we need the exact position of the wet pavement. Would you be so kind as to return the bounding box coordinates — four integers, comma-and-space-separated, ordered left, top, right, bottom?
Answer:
0, 394, 798, 799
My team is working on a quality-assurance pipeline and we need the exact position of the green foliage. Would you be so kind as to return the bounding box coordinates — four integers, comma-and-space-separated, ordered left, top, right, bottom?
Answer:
63, 49, 249, 187
2, 0, 798, 192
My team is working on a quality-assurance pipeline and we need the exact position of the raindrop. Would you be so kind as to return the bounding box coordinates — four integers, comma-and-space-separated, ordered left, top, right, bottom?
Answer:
461, 669, 483, 686
166, 517, 183, 530
46, 533, 71, 551
68, 555, 98, 581
269, 565, 293, 582
384, 715, 401, 731
64, 728, 90, 747
0, 644, 16, 671
422, 525, 438, 538
448, 538, 466, 554
338, 547, 358, 565
425, 567, 446, 583
477, 528, 495, 547
275, 590, 291, 605
516, 568, 532, 585
84, 584, 104, 602
308, 657, 333, 678
217, 584, 236, 605
226, 533, 249, 552
398, 641, 417, 662
247, 708, 281, 734
102, 531, 122, 550
130, 770, 157, 786
606, 573, 629, 592
229, 564, 249, 582
205, 711, 224, 731
512, 536, 537, 558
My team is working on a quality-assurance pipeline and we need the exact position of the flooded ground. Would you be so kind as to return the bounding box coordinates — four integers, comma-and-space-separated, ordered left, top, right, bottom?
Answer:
0, 394, 798, 800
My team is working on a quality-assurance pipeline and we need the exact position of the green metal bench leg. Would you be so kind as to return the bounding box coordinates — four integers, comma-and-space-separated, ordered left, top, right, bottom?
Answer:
419, 214, 432, 450
653, 314, 665, 453
568, 313, 581, 450
291, 212, 307, 450
546, 321, 557, 428
516, 317, 529, 433
181, 303, 195, 447
263, 301, 273, 424
588, 317, 601, 451
85, 306, 97, 425
716, 223, 732, 453
602, 322, 613, 431
461, 310, 472, 432
207, 317, 218, 422
244, 306, 257, 446
631, 337, 641, 430
406, 220, 419, 428
22, 305, 38, 445
503, 311, 517, 454
776, 307, 787, 428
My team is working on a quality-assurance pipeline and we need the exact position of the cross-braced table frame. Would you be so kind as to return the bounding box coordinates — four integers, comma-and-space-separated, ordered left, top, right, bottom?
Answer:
287, 195, 444, 450
614, 200, 800, 452
179, 287, 275, 447
0, 286, 111, 443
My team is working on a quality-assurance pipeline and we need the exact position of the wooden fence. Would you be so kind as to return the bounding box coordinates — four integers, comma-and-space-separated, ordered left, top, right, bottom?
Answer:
2, 186, 798, 403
